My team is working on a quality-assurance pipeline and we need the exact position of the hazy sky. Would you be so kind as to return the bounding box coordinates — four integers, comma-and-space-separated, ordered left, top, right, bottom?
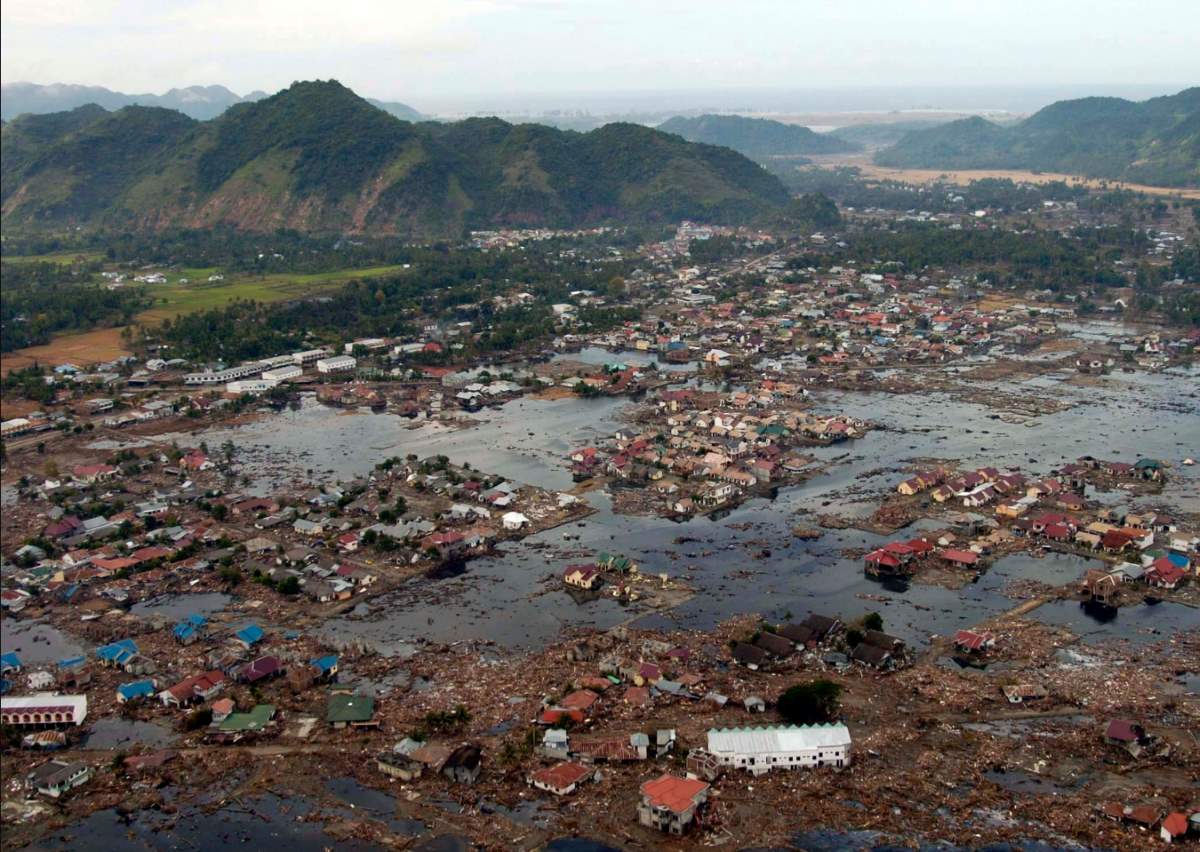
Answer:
2, 0, 1197, 110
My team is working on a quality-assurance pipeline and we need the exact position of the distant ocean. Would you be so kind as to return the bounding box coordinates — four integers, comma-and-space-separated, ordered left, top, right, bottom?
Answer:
425, 83, 1189, 120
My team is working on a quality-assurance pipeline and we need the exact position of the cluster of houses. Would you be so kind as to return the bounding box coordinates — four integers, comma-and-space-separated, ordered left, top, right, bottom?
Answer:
570, 387, 866, 516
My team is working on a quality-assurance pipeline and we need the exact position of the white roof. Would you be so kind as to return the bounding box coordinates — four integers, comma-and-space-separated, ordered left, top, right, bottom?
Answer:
707, 724, 850, 756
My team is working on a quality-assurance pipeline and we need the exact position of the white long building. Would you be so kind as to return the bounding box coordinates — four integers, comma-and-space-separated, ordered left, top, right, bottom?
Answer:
1, 694, 89, 727
705, 724, 851, 775
317, 355, 356, 374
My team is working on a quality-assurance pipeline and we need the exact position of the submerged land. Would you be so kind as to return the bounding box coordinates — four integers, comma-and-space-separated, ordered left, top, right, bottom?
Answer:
1, 140, 1199, 851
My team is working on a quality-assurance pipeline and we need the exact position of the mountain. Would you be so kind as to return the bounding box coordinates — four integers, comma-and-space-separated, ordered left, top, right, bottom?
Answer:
2, 82, 425, 123
366, 98, 424, 122
828, 119, 953, 149
875, 88, 1200, 187
2, 80, 789, 236
658, 114, 859, 158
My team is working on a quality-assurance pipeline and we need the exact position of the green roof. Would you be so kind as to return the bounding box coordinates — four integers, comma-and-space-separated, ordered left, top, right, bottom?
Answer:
219, 704, 275, 732
327, 693, 375, 723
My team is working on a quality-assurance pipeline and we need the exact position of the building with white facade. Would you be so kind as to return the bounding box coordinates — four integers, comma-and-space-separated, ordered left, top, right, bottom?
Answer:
1, 694, 89, 727
317, 355, 357, 374
705, 724, 851, 775
226, 380, 273, 394
345, 338, 387, 354
292, 348, 330, 365
184, 362, 266, 385
261, 365, 303, 385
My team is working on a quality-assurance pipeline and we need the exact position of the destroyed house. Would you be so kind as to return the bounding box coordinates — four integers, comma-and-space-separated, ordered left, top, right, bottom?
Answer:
27, 759, 91, 798
442, 744, 482, 784
754, 632, 794, 657
731, 642, 769, 669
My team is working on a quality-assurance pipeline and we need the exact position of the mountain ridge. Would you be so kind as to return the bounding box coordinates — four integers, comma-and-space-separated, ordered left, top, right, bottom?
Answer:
1, 80, 790, 236
658, 113, 859, 158
875, 87, 1200, 187
1, 81, 424, 122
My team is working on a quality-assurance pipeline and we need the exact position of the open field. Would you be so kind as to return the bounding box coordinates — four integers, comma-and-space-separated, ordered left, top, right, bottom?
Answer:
1, 250, 107, 264
0, 326, 131, 373
1, 263, 411, 372
808, 154, 1200, 199
135, 264, 411, 322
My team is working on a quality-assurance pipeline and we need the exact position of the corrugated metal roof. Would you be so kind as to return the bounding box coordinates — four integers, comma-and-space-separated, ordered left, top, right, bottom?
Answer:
707, 724, 851, 756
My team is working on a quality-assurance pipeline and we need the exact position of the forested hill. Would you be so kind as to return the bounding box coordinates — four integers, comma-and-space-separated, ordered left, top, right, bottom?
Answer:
875, 87, 1200, 187
1, 81, 790, 236
0, 81, 425, 123
658, 114, 859, 158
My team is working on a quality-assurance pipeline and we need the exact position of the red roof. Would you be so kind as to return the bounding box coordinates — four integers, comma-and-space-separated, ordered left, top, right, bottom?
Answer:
1162, 812, 1189, 837
953, 629, 994, 651
559, 689, 599, 711
640, 774, 709, 814
531, 762, 591, 791
865, 549, 901, 568
940, 549, 978, 565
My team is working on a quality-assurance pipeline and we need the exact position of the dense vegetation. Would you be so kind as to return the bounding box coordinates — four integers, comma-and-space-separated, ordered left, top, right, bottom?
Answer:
150, 242, 642, 361
2, 81, 789, 236
1, 260, 152, 351
876, 88, 1200, 187
800, 220, 1157, 292
827, 119, 951, 148
658, 114, 858, 158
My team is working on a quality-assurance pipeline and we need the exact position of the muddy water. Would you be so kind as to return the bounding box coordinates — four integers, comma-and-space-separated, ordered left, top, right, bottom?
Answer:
195, 362, 1198, 652
28, 793, 386, 852
130, 592, 232, 620
81, 718, 179, 750
1, 619, 87, 665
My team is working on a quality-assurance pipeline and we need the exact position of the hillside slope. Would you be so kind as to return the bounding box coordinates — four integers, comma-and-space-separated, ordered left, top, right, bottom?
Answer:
875, 88, 1200, 187
2, 81, 789, 235
658, 114, 859, 158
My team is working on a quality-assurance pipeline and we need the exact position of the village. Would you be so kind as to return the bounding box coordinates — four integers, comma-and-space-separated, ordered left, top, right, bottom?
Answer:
2, 209, 1199, 850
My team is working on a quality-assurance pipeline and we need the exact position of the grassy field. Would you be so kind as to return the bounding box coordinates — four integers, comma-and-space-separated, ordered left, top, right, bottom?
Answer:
136, 264, 412, 323
2, 262, 411, 373
2, 250, 107, 264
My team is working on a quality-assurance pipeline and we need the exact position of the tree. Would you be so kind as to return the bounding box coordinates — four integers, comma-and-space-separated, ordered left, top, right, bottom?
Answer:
778, 680, 842, 725
278, 575, 301, 595
861, 612, 883, 632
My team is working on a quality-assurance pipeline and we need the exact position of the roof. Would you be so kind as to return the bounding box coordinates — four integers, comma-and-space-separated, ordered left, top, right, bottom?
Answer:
234, 624, 264, 644
1105, 719, 1142, 742
707, 724, 852, 757
117, 680, 156, 699
218, 704, 275, 732
1162, 812, 1189, 836
640, 774, 709, 814
940, 549, 978, 565
531, 762, 591, 790
327, 693, 375, 723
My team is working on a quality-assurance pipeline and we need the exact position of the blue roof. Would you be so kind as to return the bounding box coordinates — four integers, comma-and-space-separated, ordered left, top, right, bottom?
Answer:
0, 678, 11, 695
173, 614, 207, 639
235, 624, 264, 644
1165, 552, 1190, 568
96, 638, 138, 663
0, 652, 21, 670
311, 654, 338, 672
118, 680, 157, 699
57, 656, 87, 670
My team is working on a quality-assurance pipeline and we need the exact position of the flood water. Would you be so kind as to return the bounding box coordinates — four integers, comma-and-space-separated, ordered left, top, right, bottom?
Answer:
27, 793, 385, 852
185, 352, 1198, 653
1, 619, 87, 665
